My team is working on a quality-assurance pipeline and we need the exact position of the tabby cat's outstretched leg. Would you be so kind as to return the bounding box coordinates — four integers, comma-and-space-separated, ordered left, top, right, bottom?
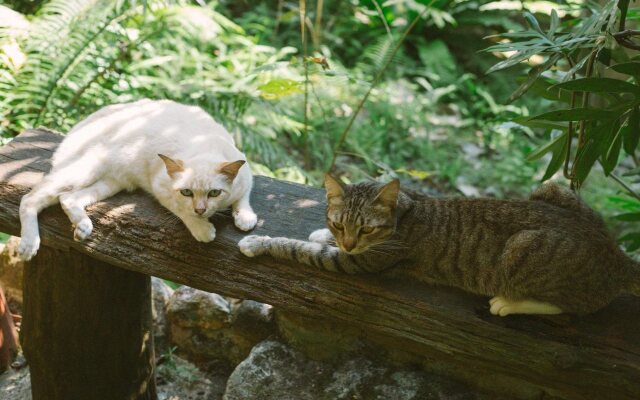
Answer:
489, 296, 562, 316
308, 228, 334, 244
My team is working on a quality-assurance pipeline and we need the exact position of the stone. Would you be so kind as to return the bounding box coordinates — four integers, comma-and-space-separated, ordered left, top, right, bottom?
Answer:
156, 353, 226, 400
275, 311, 364, 361
0, 366, 32, 400
0, 237, 24, 307
167, 287, 275, 366
151, 277, 174, 352
223, 340, 478, 400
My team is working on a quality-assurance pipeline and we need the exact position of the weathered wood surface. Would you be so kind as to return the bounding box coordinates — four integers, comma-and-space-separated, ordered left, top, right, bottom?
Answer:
1, 129, 639, 399
22, 245, 156, 400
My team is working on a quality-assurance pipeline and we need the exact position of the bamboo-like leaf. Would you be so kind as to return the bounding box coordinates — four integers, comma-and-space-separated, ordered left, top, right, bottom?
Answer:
609, 61, 640, 76
541, 132, 568, 181
602, 123, 623, 175
622, 106, 640, 155
526, 131, 566, 161
551, 78, 640, 95
530, 108, 616, 122
615, 212, 640, 221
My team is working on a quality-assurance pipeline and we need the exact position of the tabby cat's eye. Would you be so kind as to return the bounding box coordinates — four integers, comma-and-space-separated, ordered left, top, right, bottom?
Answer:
360, 226, 375, 234
333, 221, 344, 230
180, 189, 193, 197
208, 189, 222, 198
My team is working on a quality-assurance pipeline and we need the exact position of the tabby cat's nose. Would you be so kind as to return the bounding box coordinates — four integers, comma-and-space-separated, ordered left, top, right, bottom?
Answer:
343, 239, 356, 251
195, 208, 206, 215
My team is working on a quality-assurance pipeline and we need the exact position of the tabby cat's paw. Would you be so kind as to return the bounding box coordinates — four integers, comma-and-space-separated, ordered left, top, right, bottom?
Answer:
489, 296, 514, 317
18, 235, 40, 261
238, 235, 270, 257
309, 228, 333, 244
233, 208, 258, 231
73, 218, 93, 241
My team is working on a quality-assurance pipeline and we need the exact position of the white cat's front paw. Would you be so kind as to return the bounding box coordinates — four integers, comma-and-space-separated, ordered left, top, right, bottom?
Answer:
238, 235, 270, 257
18, 235, 41, 261
188, 222, 217, 243
309, 228, 333, 244
233, 208, 258, 231
74, 218, 93, 241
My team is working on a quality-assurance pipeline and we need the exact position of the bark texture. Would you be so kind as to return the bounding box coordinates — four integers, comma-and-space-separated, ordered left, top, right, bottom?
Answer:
1, 129, 639, 399
22, 245, 156, 400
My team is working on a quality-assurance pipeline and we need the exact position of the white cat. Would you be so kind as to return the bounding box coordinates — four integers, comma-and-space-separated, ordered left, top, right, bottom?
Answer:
18, 99, 258, 260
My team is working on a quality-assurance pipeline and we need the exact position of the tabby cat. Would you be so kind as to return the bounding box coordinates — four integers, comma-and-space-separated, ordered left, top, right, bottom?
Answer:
239, 175, 640, 316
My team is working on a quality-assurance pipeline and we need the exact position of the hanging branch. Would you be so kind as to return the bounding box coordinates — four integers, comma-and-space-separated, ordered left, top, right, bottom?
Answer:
327, 6, 428, 172
300, 0, 310, 168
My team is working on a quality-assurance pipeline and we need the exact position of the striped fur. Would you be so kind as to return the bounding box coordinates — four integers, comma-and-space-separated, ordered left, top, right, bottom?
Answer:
239, 180, 640, 314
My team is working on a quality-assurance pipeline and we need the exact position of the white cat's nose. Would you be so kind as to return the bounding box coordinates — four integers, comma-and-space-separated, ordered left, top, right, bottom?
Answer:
195, 208, 206, 215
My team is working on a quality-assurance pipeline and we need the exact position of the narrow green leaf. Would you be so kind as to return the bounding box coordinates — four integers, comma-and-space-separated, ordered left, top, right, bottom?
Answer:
622, 106, 640, 155
526, 131, 566, 161
551, 78, 640, 95
531, 108, 616, 122
258, 79, 303, 100
513, 116, 568, 130
609, 61, 640, 76
623, 166, 640, 176
507, 54, 561, 103
523, 77, 576, 103
620, 232, 640, 252
602, 123, 623, 175
542, 132, 569, 181
548, 9, 559, 36
524, 12, 545, 35
615, 212, 640, 221
574, 122, 615, 185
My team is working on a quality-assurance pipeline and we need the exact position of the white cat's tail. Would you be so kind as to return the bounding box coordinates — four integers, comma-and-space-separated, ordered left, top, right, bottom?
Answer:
18, 161, 99, 260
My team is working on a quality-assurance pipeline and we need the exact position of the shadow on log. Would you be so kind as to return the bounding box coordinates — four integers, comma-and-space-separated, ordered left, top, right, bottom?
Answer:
0, 129, 639, 399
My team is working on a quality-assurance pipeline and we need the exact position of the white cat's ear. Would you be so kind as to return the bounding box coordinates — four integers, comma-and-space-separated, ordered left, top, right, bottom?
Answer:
158, 154, 184, 178
324, 174, 345, 204
219, 160, 246, 181
373, 179, 400, 209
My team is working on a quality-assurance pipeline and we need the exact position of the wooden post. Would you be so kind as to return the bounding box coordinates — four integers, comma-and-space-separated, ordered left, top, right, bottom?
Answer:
21, 245, 156, 400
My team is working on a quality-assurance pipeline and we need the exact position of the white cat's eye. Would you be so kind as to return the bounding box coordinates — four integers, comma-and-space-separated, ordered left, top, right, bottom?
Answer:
208, 189, 222, 198
180, 189, 193, 197
360, 226, 375, 234
332, 221, 344, 230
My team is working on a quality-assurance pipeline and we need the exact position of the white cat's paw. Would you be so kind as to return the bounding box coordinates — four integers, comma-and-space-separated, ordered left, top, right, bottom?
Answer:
309, 228, 333, 244
238, 235, 270, 257
233, 208, 258, 231
73, 218, 93, 241
189, 222, 217, 243
489, 296, 513, 317
18, 235, 40, 261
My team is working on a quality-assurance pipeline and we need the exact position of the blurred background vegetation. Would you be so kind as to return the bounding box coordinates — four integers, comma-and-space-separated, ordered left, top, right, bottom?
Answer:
0, 0, 639, 253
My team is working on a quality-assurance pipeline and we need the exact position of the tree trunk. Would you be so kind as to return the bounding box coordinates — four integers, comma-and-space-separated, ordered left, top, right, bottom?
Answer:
21, 245, 156, 400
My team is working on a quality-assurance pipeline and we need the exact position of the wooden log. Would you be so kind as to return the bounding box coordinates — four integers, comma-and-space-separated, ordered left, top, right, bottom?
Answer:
0, 129, 639, 399
22, 245, 156, 400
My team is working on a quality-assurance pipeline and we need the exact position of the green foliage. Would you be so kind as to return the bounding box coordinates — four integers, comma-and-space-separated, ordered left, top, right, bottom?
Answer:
3, 0, 637, 254
486, 0, 640, 253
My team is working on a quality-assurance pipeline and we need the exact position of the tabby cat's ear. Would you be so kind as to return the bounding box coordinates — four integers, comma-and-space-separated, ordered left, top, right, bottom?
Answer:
373, 179, 400, 209
324, 174, 345, 204
219, 160, 246, 181
158, 154, 184, 178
